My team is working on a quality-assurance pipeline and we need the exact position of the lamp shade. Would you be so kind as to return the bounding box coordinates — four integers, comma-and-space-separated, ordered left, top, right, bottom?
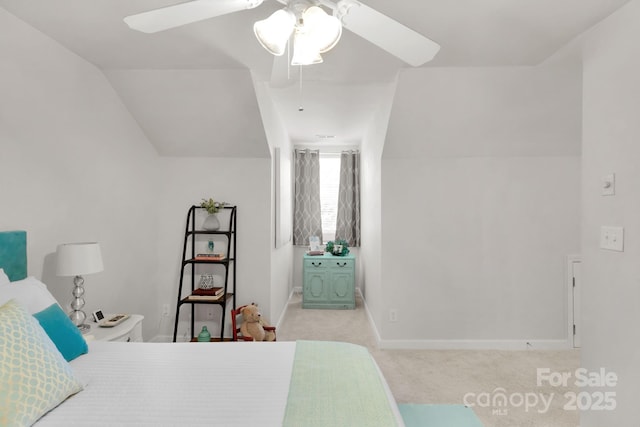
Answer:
56, 242, 104, 277
254, 9, 296, 56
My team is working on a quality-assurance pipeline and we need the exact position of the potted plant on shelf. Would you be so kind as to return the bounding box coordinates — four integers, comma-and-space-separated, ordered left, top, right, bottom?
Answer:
200, 198, 226, 231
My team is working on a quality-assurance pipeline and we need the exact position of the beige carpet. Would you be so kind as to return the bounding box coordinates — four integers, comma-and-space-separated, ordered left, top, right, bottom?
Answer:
277, 292, 580, 427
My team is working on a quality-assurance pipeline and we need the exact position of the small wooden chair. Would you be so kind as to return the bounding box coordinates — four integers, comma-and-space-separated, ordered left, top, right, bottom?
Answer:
231, 304, 276, 341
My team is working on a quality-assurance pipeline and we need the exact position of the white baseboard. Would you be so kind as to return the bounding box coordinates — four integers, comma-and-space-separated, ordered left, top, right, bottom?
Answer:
378, 339, 571, 351
277, 288, 573, 351
149, 335, 173, 343
359, 289, 383, 346
357, 290, 571, 351
274, 287, 299, 330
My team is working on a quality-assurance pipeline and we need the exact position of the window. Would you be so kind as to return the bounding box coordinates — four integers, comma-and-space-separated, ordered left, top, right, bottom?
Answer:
319, 153, 340, 243
293, 148, 359, 246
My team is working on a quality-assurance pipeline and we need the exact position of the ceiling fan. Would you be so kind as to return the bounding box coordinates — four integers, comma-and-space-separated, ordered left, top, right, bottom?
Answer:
124, 0, 440, 67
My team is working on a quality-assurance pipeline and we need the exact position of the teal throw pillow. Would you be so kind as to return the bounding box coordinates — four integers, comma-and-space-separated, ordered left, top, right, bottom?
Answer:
34, 303, 88, 361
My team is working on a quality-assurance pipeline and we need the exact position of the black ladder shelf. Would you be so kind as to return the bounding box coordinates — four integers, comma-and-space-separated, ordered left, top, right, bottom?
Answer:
172, 205, 237, 342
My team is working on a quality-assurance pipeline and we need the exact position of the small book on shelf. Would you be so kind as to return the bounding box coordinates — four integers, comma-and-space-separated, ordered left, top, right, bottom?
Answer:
192, 287, 224, 297
186, 293, 225, 301
194, 253, 226, 261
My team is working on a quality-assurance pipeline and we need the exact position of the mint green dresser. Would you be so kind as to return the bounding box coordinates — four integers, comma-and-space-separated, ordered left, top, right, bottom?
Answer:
303, 253, 355, 309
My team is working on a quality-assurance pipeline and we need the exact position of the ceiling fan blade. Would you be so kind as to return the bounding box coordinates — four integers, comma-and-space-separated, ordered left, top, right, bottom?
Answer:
124, 0, 264, 34
336, 1, 440, 66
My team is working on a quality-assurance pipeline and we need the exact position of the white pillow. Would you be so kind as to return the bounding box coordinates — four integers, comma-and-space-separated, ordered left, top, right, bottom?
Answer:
0, 276, 58, 314
0, 268, 9, 285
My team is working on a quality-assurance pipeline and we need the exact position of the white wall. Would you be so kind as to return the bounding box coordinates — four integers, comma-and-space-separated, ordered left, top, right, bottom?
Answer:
378, 63, 582, 348
254, 80, 294, 328
269, 147, 294, 328
0, 8, 159, 338
580, 1, 640, 424
360, 80, 398, 338
382, 157, 580, 345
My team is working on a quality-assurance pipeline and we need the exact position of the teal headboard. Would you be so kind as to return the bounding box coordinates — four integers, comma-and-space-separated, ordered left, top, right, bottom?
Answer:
0, 231, 27, 281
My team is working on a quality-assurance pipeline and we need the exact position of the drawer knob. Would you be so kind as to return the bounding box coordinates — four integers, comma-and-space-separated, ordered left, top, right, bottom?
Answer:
337, 262, 348, 267
312, 262, 322, 267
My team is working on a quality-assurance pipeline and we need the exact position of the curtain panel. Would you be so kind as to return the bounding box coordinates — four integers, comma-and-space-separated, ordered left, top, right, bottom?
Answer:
335, 150, 361, 247
293, 149, 323, 245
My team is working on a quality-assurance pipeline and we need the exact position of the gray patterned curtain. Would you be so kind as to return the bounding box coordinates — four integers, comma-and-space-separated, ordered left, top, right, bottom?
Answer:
335, 150, 360, 247
293, 149, 323, 245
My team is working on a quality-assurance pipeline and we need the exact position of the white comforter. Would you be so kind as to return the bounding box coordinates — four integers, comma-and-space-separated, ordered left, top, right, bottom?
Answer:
37, 341, 296, 426
36, 341, 403, 427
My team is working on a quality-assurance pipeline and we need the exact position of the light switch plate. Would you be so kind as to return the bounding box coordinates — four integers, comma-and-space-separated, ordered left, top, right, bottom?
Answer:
602, 174, 615, 196
600, 226, 624, 251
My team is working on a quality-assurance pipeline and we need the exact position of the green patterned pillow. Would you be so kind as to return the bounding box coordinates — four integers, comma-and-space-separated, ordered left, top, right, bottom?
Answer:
0, 299, 84, 426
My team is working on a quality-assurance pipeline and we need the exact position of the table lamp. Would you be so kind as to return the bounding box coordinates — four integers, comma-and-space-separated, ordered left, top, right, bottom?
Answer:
56, 242, 104, 333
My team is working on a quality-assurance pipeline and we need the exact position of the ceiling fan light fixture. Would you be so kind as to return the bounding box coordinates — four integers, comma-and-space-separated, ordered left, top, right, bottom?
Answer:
301, 6, 342, 53
291, 29, 323, 66
253, 9, 296, 56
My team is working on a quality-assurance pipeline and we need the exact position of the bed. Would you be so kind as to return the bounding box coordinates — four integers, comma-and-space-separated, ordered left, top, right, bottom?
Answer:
0, 231, 404, 427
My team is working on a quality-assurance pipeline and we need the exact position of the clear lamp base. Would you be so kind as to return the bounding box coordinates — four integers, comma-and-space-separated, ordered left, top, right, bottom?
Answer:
69, 275, 91, 334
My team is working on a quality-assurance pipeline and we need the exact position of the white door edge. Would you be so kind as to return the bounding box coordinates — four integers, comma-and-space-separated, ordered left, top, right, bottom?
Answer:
567, 255, 581, 348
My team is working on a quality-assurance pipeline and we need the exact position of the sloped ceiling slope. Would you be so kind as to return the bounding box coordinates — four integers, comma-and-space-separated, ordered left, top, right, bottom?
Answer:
384, 62, 583, 158
267, 80, 393, 145
105, 69, 269, 158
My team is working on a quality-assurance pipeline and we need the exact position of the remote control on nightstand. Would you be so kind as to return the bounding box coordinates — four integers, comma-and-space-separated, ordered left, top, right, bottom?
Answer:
99, 314, 130, 328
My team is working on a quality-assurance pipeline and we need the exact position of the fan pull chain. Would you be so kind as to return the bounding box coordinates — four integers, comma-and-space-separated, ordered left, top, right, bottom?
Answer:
287, 38, 291, 81
298, 65, 304, 112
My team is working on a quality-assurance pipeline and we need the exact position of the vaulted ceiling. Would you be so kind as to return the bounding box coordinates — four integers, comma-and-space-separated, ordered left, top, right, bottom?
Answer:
0, 0, 631, 156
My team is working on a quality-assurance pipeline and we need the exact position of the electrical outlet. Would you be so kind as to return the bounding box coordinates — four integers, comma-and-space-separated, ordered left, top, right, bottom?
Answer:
162, 304, 170, 317
389, 309, 398, 322
600, 226, 624, 252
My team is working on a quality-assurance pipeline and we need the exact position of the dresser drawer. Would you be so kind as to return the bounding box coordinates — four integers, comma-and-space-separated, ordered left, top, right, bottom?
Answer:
110, 323, 143, 342
88, 314, 144, 342
304, 258, 328, 270
328, 258, 354, 270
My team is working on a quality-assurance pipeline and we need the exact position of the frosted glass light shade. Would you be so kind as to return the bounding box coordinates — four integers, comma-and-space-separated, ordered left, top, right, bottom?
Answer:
56, 243, 104, 277
254, 9, 296, 56
302, 6, 342, 53
291, 29, 323, 65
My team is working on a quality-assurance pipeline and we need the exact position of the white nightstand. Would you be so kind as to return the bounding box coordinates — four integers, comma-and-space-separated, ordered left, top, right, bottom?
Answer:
84, 314, 144, 342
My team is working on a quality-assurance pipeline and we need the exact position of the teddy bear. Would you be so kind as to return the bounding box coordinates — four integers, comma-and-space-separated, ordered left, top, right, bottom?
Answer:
239, 303, 276, 341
